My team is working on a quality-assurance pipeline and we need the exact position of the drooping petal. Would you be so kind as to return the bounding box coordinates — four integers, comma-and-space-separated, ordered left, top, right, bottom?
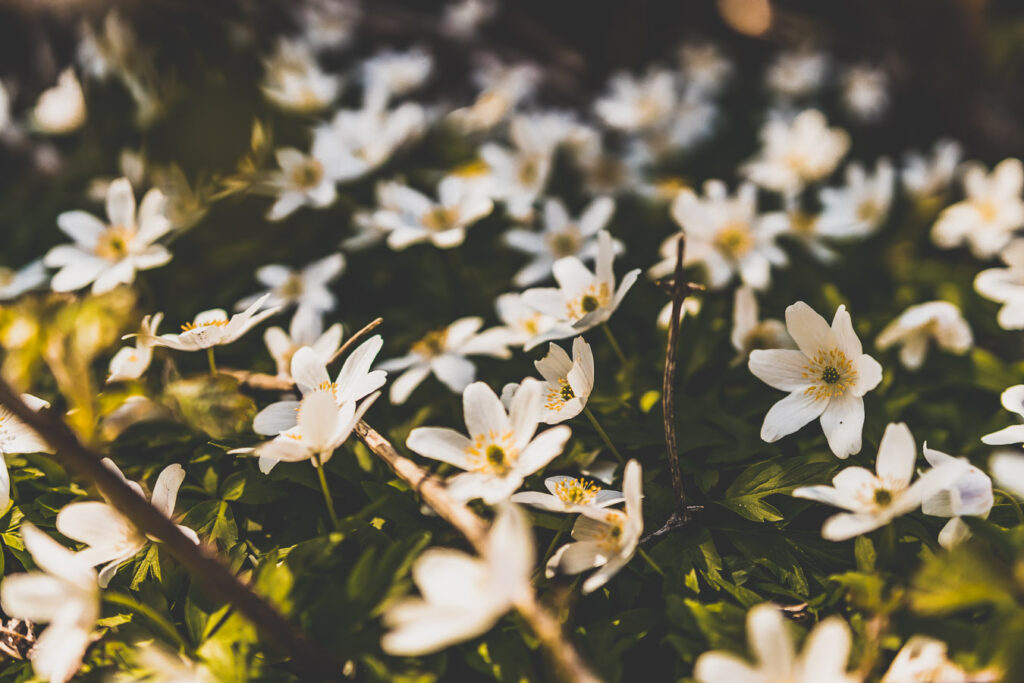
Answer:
821, 511, 886, 540
760, 391, 826, 443
151, 464, 186, 518
819, 393, 864, 458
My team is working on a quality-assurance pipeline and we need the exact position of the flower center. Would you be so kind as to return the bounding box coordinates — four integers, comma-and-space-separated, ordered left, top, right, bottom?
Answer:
517, 157, 542, 187
714, 222, 754, 259
95, 226, 136, 261
411, 328, 448, 358
466, 430, 518, 475
801, 348, 857, 401
181, 319, 230, 332
553, 478, 600, 505
422, 206, 461, 232
857, 200, 882, 223
0, 268, 13, 287
544, 379, 576, 411
566, 282, 611, 321
974, 201, 999, 223
821, 366, 841, 384
547, 228, 582, 258
789, 210, 817, 236
873, 488, 892, 506
290, 158, 324, 190
279, 273, 306, 299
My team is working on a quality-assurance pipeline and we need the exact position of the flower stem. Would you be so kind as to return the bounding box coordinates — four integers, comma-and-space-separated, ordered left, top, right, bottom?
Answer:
996, 488, 1024, 525
206, 347, 218, 376
542, 515, 573, 567
583, 406, 624, 463
312, 452, 341, 532
637, 547, 664, 576
601, 323, 627, 366
104, 591, 190, 652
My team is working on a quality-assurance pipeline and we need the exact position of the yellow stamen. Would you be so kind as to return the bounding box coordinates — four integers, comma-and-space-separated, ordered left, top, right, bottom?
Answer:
552, 477, 600, 505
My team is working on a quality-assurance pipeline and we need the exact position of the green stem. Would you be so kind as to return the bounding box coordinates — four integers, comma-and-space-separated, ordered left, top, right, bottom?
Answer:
312, 452, 341, 532
542, 516, 573, 567
637, 547, 664, 576
206, 347, 218, 376
104, 591, 190, 652
601, 323, 628, 366
583, 406, 624, 463
996, 488, 1024, 525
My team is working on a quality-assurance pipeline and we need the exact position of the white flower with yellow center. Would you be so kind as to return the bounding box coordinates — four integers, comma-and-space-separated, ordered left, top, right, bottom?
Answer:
264, 147, 338, 221
652, 180, 788, 290
817, 158, 895, 239
378, 316, 512, 405
313, 101, 426, 183
875, 301, 972, 370
766, 49, 830, 99
901, 139, 962, 205
594, 69, 676, 132
145, 293, 279, 351
504, 337, 594, 425
44, 178, 173, 295
406, 380, 571, 504
31, 67, 86, 135
56, 459, 198, 587
920, 447, 993, 549
261, 38, 341, 113
545, 459, 643, 594
731, 286, 794, 362
235, 253, 345, 337
932, 158, 1024, 258
841, 64, 889, 122
981, 385, 1024, 446
381, 503, 533, 655
372, 175, 494, 250
361, 47, 433, 111
742, 109, 850, 195
520, 230, 640, 350
264, 315, 343, 380
479, 142, 552, 221
503, 196, 618, 287
793, 422, 962, 540
107, 312, 163, 383
0, 260, 47, 300
748, 301, 882, 458
1, 523, 99, 683
0, 394, 53, 511
511, 475, 623, 514
679, 42, 733, 96
694, 603, 856, 683
486, 292, 559, 349
975, 239, 1024, 329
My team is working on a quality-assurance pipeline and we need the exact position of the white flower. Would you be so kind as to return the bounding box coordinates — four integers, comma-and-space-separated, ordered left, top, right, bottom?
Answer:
657, 296, 703, 329
264, 147, 338, 221
731, 285, 794, 361
881, 636, 985, 683
766, 49, 830, 99
511, 475, 623, 514
509, 336, 594, 425
32, 68, 86, 135
989, 450, 1024, 501
479, 142, 552, 221
261, 38, 341, 113
381, 503, 533, 655
146, 293, 279, 351
446, 61, 539, 132
659, 88, 719, 152
981, 385, 1024, 445
503, 196, 617, 286
792, 422, 961, 540
56, 460, 198, 587
249, 338, 385, 471
443, 0, 497, 38
313, 102, 426, 182
932, 158, 1024, 258
653, 181, 788, 290
694, 603, 855, 683
107, 312, 163, 382
748, 301, 883, 458
679, 42, 732, 96
594, 69, 676, 132
816, 158, 895, 239
486, 292, 559, 349
920, 447, 993, 549
373, 175, 494, 250
875, 301, 972, 370
521, 230, 641, 350
0, 394, 53, 511
264, 316, 343, 379
975, 239, 1024, 329
44, 178, 173, 295
406, 380, 572, 504
0, 260, 48, 300
0, 81, 10, 135
294, 0, 359, 51
545, 459, 642, 594
1, 523, 99, 683
378, 317, 511, 404
362, 47, 433, 110
902, 139, 962, 203
743, 110, 850, 195
235, 254, 344, 337
841, 65, 888, 122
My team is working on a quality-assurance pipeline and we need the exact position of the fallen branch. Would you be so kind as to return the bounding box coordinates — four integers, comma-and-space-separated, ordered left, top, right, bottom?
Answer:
0, 378, 341, 681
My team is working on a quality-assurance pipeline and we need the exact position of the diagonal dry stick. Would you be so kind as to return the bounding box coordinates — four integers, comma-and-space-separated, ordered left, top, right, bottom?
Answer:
0, 378, 341, 681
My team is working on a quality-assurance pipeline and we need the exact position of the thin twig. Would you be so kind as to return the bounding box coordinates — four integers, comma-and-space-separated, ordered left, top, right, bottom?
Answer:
353, 421, 601, 683
328, 318, 384, 365
0, 379, 341, 681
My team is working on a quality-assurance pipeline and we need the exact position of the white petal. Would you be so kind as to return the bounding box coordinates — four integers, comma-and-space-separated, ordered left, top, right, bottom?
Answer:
820, 393, 864, 458
747, 604, 796, 677
431, 355, 477, 394
406, 428, 472, 469
291, 347, 331, 395
748, 349, 813, 392
760, 391, 826, 443
875, 422, 916, 489
785, 302, 834, 357
462, 382, 510, 437
822, 512, 885, 540
151, 464, 185, 518
389, 364, 431, 405
830, 305, 862, 358
981, 424, 1024, 446
253, 401, 301, 436
106, 177, 137, 229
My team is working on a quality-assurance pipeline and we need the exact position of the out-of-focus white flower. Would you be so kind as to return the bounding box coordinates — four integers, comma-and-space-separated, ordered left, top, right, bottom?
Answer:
504, 336, 594, 425
511, 475, 623, 514
932, 158, 1024, 258
841, 65, 888, 122
881, 635, 995, 683
766, 49, 830, 99
521, 231, 641, 349
0, 81, 11, 135
378, 317, 511, 404
679, 42, 732, 95
793, 422, 961, 539
545, 459, 643, 593
447, 61, 540, 132
87, 148, 147, 203
0, 261, 48, 300
902, 139, 962, 204
486, 292, 559, 349
32, 68, 86, 135
504, 197, 617, 286
1, 523, 99, 683
661, 88, 719, 152
235, 254, 344, 338
920, 447, 993, 549
107, 312, 163, 383
694, 602, 855, 683
56, 460, 198, 587
145, 293, 279, 351
990, 449, 1024, 501
264, 316, 343, 380
976, 239, 1024, 329
656, 296, 702, 329
595, 69, 676, 132
0, 394, 52, 511
313, 102, 426, 182
381, 503, 533, 655
264, 147, 338, 221
261, 39, 341, 113
362, 47, 432, 110
749, 302, 882, 458
817, 158, 895, 238
125, 643, 217, 683
407, 380, 571, 504
294, 0, 360, 51
875, 301, 972, 370
373, 176, 494, 250
479, 142, 551, 221
982, 385, 1024, 446
731, 285, 794, 361
653, 181, 788, 290
743, 110, 850, 195
443, 0, 497, 37
44, 178, 172, 295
